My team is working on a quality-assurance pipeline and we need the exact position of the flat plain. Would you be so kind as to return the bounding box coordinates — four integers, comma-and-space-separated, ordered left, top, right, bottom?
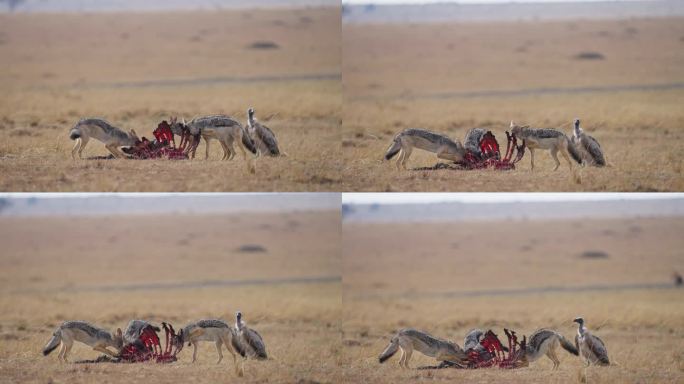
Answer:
341, 217, 684, 383
0, 211, 342, 383
342, 17, 684, 191
0, 7, 341, 191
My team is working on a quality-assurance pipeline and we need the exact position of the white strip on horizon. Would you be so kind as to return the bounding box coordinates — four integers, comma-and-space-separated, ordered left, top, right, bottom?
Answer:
343, 0, 641, 3
342, 193, 684, 204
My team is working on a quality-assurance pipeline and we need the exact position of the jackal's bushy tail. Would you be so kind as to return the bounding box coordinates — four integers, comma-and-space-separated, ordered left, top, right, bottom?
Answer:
566, 137, 582, 164
558, 334, 579, 356
43, 329, 62, 356
241, 129, 257, 155
378, 336, 399, 363
385, 136, 401, 160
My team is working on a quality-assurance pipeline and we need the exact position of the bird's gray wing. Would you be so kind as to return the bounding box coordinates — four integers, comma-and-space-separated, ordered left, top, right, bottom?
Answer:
231, 330, 247, 357
582, 136, 605, 165
586, 134, 601, 148
585, 333, 609, 365
256, 123, 280, 156
244, 328, 267, 359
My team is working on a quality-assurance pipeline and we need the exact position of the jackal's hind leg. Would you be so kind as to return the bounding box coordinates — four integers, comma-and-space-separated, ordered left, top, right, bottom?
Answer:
559, 146, 573, 171
71, 139, 81, 160
220, 141, 232, 161
204, 137, 211, 160
395, 149, 404, 171
398, 348, 406, 368
236, 137, 248, 160
225, 140, 236, 160
63, 341, 73, 363
403, 348, 413, 369
57, 342, 66, 362
215, 340, 224, 364
77, 136, 90, 159
550, 147, 561, 171
545, 344, 560, 369
529, 148, 535, 170
400, 146, 412, 170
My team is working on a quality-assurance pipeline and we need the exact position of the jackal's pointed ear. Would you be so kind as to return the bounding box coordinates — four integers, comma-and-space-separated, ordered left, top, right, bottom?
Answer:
182, 118, 186, 125
510, 121, 515, 128
116, 328, 122, 338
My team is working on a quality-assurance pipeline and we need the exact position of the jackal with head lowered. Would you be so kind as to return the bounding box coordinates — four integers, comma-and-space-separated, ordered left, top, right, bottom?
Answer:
524, 328, 579, 369
384, 128, 466, 170
42, 321, 123, 362
175, 319, 245, 376
68, 118, 140, 159
378, 328, 468, 369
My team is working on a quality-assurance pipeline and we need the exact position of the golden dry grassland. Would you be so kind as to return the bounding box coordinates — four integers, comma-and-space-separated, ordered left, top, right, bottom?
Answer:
0, 211, 342, 383
341, 217, 684, 383
342, 18, 684, 191
0, 7, 341, 191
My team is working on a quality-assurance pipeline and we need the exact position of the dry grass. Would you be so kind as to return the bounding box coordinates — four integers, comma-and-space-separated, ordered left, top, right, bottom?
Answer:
0, 7, 342, 191
341, 217, 684, 383
0, 211, 342, 383
341, 18, 684, 191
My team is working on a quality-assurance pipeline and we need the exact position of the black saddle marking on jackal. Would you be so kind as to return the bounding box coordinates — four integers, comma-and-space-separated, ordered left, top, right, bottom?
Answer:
196, 319, 230, 329
529, 128, 564, 138
77, 118, 130, 141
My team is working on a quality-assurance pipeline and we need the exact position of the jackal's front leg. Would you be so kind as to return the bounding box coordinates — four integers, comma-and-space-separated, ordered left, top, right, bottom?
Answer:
192, 342, 198, 363
215, 340, 224, 364
93, 345, 117, 357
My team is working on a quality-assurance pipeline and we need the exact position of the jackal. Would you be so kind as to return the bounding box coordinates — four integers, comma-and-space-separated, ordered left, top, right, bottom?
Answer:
509, 121, 581, 171
68, 118, 140, 159
42, 321, 123, 362
571, 119, 606, 167
384, 128, 466, 170
525, 328, 579, 369
171, 115, 257, 172
378, 328, 468, 369
176, 319, 245, 376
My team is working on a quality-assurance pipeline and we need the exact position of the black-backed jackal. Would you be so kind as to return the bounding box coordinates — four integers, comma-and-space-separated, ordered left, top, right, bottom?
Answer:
525, 328, 579, 369
384, 128, 466, 170
42, 321, 123, 362
378, 328, 468, 369
510, 121, 581, 171
177, 319, 245, 376
69, 118, 139, 159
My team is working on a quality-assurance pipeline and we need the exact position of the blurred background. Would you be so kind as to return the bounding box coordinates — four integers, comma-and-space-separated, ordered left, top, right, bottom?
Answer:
0, 193, 342, 383
341, 192, 684, 383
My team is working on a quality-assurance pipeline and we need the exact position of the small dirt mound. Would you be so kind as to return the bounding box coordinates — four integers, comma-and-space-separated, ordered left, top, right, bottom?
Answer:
574, 52, 605, 60
237, 244, 267, 253
247, 41, 280, 50
580, 250, 610, 259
